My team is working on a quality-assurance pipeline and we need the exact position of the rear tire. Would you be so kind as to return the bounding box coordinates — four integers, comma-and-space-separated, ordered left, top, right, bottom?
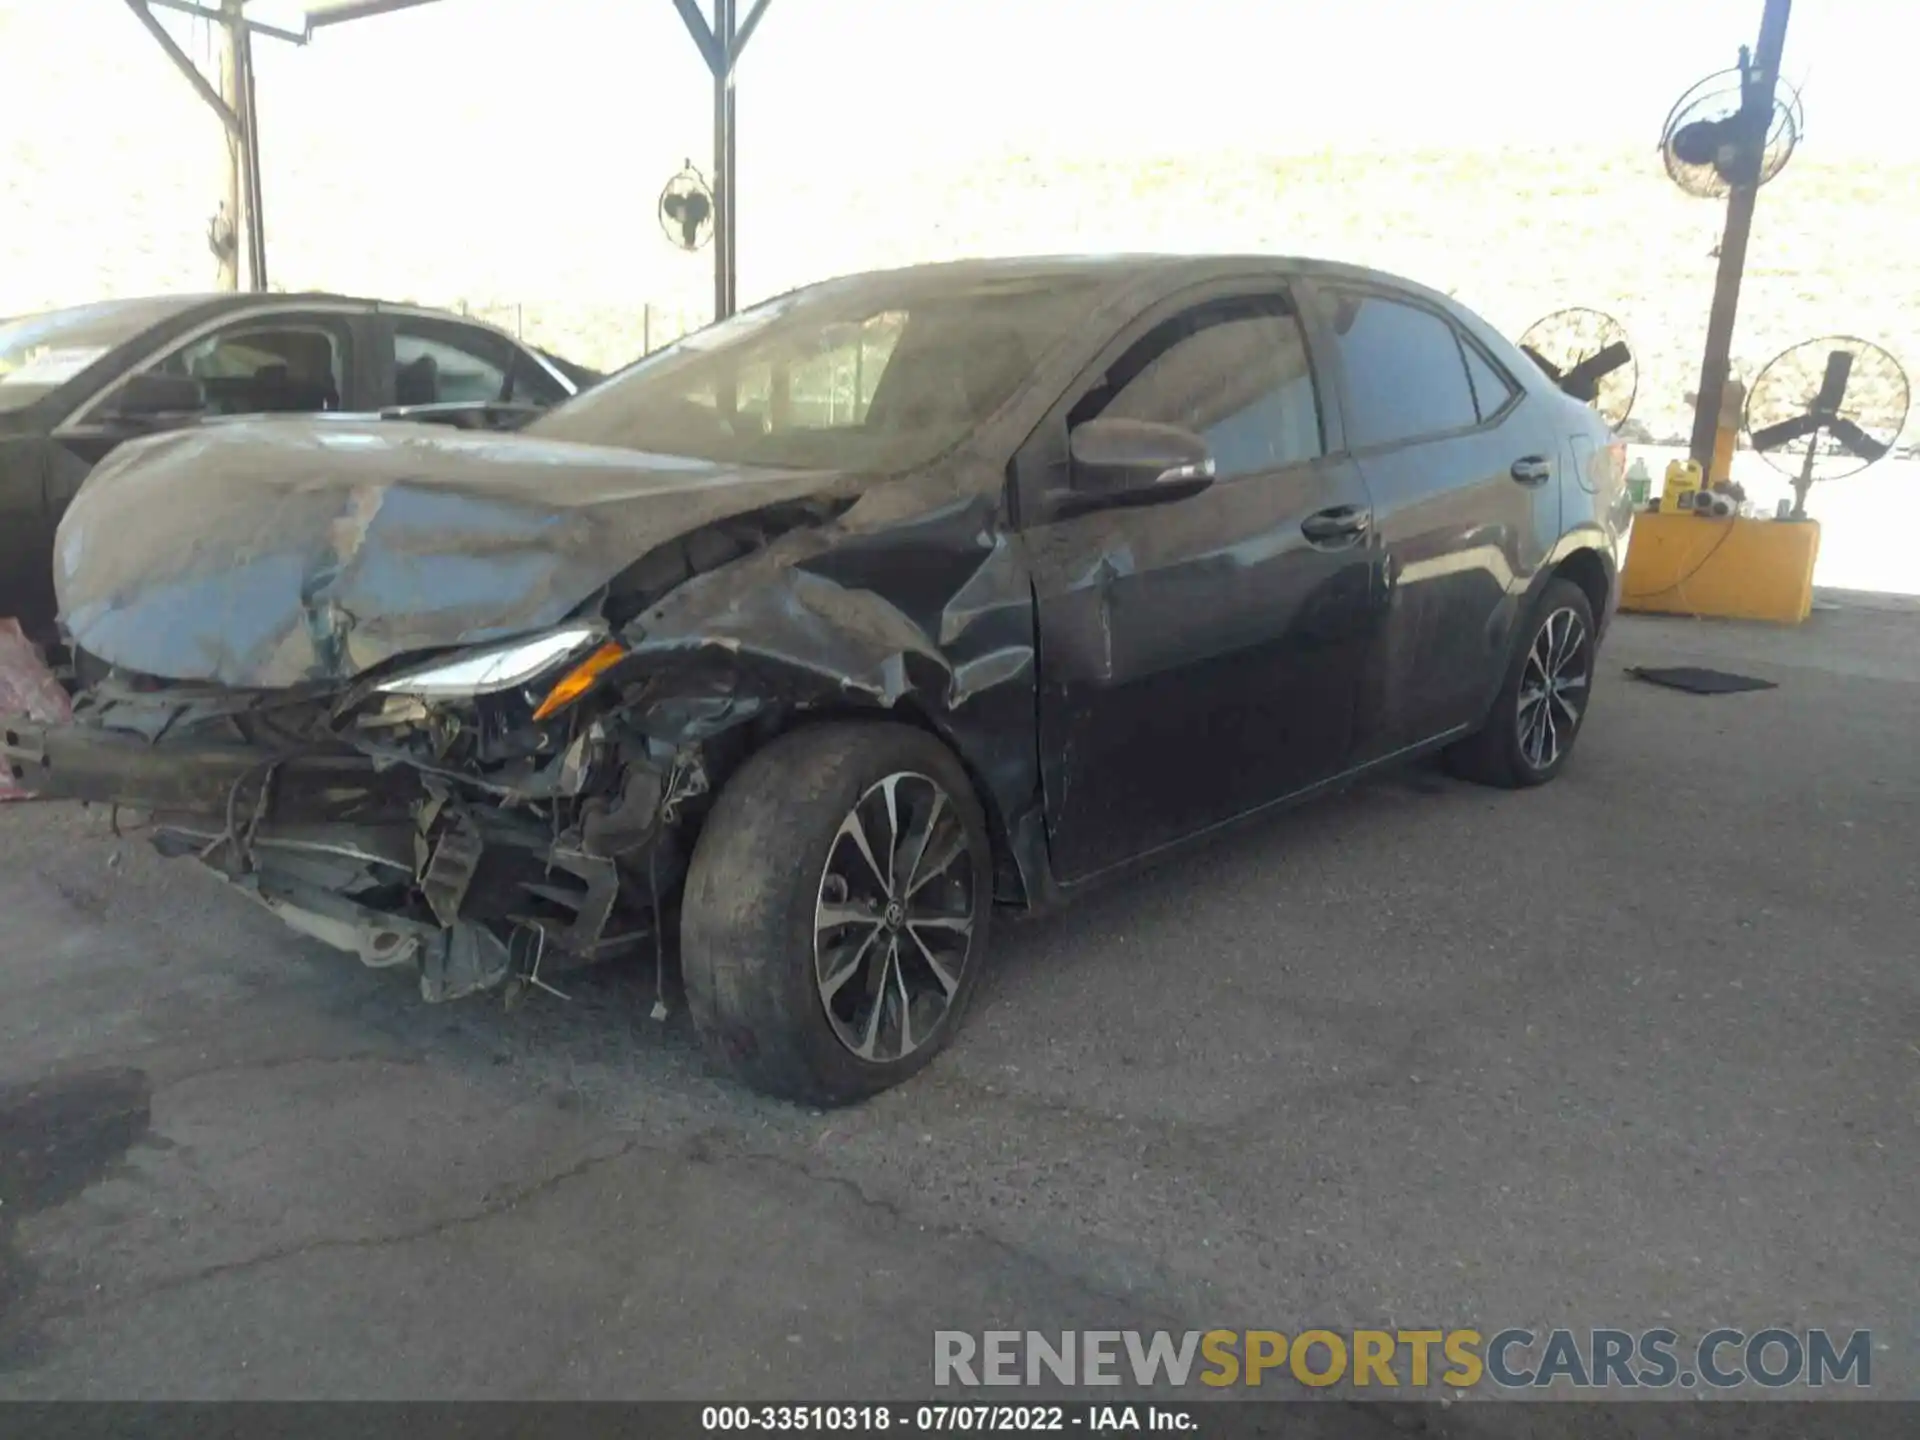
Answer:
680, 721, 993, 1106
1444, 578, 1598, 789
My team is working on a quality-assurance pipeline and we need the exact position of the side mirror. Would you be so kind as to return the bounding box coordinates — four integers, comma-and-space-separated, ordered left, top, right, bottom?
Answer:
1058, 418, 1215, 516
107, 371, 204, 421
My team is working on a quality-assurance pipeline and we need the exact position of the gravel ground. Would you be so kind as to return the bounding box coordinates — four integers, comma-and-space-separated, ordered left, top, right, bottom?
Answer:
0, 599, 1914, 1418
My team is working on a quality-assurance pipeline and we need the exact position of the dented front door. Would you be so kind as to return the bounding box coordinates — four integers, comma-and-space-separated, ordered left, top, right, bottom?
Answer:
1016, 285, 1378, 885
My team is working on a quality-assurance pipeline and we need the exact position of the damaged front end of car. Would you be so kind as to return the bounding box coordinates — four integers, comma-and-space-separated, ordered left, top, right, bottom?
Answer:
5, 415, 1050, 1009
1, 618, 733, 1002
5, 510, 1039, 1009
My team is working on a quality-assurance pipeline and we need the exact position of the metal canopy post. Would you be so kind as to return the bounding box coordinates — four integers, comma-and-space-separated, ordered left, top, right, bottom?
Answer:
121, 0, 445, 292
232, 9, 269, 289
1687, 0, 1793, 468
674, 0, 775, 321
120, 0, 259, 287
121, 0, 245, 119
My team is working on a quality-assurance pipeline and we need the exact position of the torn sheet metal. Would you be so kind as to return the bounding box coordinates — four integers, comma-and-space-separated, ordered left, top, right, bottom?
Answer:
608, 477, 1046, 902
54, 420, 867, 688
0, 619, 72, 801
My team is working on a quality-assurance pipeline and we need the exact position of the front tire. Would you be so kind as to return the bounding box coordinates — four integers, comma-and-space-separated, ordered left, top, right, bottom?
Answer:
1445, 577, 1598, 788
680, 721, 993, 1106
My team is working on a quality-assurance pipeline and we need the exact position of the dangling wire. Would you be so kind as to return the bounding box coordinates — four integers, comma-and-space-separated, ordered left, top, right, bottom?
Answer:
648, 844, 669, 1022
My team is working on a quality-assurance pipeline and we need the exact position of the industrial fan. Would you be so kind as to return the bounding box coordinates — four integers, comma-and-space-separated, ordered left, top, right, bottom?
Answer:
1660, 63, 1804, 199
658, 161, 715, 252
1517, 308, 1638, 430
1744, 337, 1909, 519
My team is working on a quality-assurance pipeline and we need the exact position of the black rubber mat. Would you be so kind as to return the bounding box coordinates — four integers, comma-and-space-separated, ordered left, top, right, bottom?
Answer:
1627, 665, 1778, 695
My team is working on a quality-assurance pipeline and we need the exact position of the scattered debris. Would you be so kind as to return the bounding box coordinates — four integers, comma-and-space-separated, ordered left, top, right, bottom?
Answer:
0, 620, 73, 802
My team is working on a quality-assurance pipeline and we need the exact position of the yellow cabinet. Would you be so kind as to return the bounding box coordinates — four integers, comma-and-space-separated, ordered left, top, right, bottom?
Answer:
1620, 512, 1820, 624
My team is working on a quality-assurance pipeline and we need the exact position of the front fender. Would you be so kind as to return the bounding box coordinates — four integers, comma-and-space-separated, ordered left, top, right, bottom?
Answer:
608, 495, 1048, 907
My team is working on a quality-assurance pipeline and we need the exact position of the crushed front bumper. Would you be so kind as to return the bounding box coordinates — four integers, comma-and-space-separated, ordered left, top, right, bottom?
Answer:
3, 713, 408, 816
2, 712, 638, 1002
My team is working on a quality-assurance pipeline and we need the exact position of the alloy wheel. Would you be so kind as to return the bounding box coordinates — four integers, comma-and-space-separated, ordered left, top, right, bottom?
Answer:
813, 771, 977, 1063
1517, 606, 1591, 771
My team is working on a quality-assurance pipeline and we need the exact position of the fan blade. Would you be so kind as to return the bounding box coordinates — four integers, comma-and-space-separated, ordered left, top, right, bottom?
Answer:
1813, 350, 1854, 415
1671, 117, 1729, 167
1750, 412, 1821, 451
1520, 345, 1563, 383
1827, 417, 1890, 464
1561, 341, 1632, 401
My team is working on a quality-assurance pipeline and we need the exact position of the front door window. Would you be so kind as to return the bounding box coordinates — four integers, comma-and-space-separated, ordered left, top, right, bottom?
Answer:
156, 321, 348, 415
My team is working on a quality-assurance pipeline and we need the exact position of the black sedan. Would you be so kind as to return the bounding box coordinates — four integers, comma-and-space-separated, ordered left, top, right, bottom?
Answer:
0, 291, 598, 647
2, 255, 1631, 1105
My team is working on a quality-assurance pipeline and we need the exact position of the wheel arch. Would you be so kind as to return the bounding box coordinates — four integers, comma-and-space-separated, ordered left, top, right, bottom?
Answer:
753, 698, 1035, 910
1471, 539, 1614, 726
1550, 543, 1614, 636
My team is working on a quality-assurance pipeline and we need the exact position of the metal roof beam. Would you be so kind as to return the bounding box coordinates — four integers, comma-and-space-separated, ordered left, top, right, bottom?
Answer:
305, 0, 445, 31
123, 0, 446, 298
673, 0, 774, 77
732, 0, 773, 67
671, 0, 724, 75
120, 0, 244, 134
143, 0, 308, 44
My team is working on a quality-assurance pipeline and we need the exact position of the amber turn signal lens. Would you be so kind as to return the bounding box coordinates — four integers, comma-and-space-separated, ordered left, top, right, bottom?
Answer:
532, 640, 626, 721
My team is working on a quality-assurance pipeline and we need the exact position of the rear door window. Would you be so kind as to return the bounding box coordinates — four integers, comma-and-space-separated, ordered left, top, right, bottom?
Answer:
506, 347, 571, 406
1317, 289, 1479, 449
1461, 339, 1520, 422
392, 319, 515, 406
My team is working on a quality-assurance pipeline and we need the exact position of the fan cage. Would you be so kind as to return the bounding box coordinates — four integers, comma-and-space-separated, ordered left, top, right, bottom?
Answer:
1658, 68, 1805, 196
1518, 309, 1639, 430
1743, 337, 1911, 485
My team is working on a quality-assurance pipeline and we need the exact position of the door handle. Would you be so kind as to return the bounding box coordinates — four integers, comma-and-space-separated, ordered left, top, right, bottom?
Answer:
1510, 455, 1553, 485
1301, 505, 1372, 546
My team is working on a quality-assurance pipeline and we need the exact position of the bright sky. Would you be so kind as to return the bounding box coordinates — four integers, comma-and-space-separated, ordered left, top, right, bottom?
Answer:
252, 0, 1907, 162
1, 0, 1907, 318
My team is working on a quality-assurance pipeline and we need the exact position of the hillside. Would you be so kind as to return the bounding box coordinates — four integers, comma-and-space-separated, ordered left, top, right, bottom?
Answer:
4, 4, 1916, 448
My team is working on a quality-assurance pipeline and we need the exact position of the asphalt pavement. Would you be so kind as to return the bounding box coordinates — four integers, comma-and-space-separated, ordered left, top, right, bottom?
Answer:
0, 596, 1913, 1414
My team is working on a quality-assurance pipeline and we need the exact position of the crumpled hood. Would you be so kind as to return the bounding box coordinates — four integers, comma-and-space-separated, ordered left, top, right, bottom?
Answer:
56, 419, 853, 688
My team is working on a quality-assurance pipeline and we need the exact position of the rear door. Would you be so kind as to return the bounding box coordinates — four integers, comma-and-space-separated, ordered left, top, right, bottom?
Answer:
1303, 282, 1559, 760
1017, 280, 1379, 883
376, 312, 574, 411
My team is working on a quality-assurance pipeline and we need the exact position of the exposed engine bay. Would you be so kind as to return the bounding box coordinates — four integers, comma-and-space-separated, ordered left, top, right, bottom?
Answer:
6, 494, 888, 1005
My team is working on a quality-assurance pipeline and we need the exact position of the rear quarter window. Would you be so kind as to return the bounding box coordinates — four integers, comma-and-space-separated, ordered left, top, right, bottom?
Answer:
1461, 339, 1520, 421
1318, 288, 1479, 449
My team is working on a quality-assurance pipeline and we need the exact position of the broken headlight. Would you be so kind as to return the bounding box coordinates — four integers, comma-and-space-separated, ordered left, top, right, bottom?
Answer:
373, 623, 607, 701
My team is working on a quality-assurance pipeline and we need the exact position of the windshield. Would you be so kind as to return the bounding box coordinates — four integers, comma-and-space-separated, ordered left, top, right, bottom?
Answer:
525, 273, 1106, 470
0, 296, 209, 414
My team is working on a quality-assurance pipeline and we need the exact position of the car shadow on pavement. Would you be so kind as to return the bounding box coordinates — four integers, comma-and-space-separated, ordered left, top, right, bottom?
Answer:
258, 748, 1481, 1136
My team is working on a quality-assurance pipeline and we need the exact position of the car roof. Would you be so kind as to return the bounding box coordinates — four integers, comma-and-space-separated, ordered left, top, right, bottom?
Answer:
185, 291, 480, 320
794, 252, 1465, 314
805, 251, 1431, 284
8, 291, 497, 331
2, 293, 226, 334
